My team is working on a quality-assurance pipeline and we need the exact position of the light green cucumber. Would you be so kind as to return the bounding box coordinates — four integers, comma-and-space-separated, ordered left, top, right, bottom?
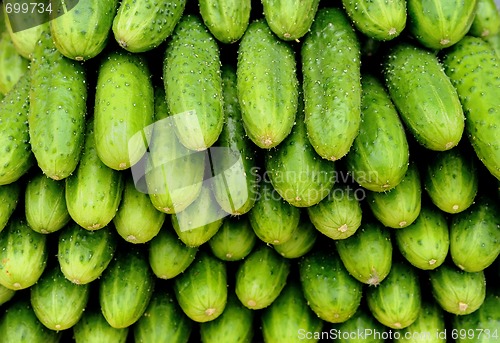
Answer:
208, 216, 257, 261
274, 216, 317, 259
485, 31, 500, 56
330, 307, 386, 342
394, 300, 446, 343
0, 284, 15, 306
0, 31, 29, 94
0, 182, 21, 232
73, 308, 128, 343
199, 0, 251, 43
469, 0, 500, 37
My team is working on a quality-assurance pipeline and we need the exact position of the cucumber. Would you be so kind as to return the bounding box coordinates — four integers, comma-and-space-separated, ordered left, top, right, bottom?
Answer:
299, 248, 363, 323
0, 218, 47, 290
346, 74, 409, 192
342, 0, 406, 41
0, 182, 21, 232
302, 7, 361, 161
24, 172, 70, 234
163, 14, 224, 151
450, 195, 500, 272
0, 284, 15, 306
58, 222, 117, 285
99, 248, 155, 328
394, 300, 446, 343
50, 0, 119, 60
208, 216, 257, 261
261, 281, 323, 343
442, 36, 500, 180
199, 0, 251, 43
30, 265, 90, 331
148, 226, 197, 279
261, 0, 319, 41
235, 244, 291, 310
469, 0, 500, 37
274, 216, 317, 259
113, 174, 166, 244
173, 250, 227, 322
29, 30, 87, 180
366, 261, 422, 329
335, 220, 393, 285
384, 42, 465, 151
0, 31, 29, 94
407, 0, 478, 49
330, 307, 386, 342
485, 31, 500, 56
237, 19, 298, 149
366, 162, 422, 229
394, 204, 450, 270
73, 308, 128, 343
0, 72, 33, 185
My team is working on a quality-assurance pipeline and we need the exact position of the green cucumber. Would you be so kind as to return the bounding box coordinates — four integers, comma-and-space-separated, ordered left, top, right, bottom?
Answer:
0, 182, 21, 232
261, 0, 319, 41
208, 216, 257, 261
237, 19, 298, 149
366, 261, 422, 329
235, 244, 291, 310
30, 265, 90, 331
407, 0, 478, 49
384, 42, 464, 151
261, 280, 323, 343
0, 31, 29, 94
335, 220, 393, 285
58, 222, 117, 285
0, 218, 47, 290
442, 36, 500, 180
299, 248, 363, 323
73, 308, 128, 343
113, 0, 186, 53
274, 216, 317, 259
199, 0, 251, 43
173, 250, 227, 322
99, 248, 155, 328
330, 308, 386, 342
302, 7, 361, 161
342, 0, 406, 41
0, 284, 15, 306
94, 50, 154, 170
24, 172, 70, 234
394, 300, 446, 343
163, 14, 224, 151
50, 0, 119, 60
469, 0, 500, 37
485, 31, 500, 56
346, 74, 409, 192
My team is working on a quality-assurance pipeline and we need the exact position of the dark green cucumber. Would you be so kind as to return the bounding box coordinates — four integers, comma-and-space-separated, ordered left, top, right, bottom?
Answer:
299, 248, 363, 323
469, 0, 500, 37
0, 182, 21, 232
346, 74, 409, 192
394, 300, 446, 343
366, 261, 422, 329
274, 216, 317, 259
30, 265, 90, 331
384, 42, 464, 151
442, 36, 500, 180
302, 7, 361, 161
330, 308, 386, 342
199, 0, 250, 43
261, 0, 319, 41
73, 308, 128, 343
29, 30, 87, 180
99, 248, 155, 328
173, 250, 227, 322
0, 31, 28, 94
261, 280, 323, 343
24, 172, 70, 234
335, 220, 393, 285
342, 0, 406, 41
163, 14, 224, 151
235, 244, 290, 310
429, 264, 486, 315
50, 0, 119, 60
237, 19, 298, 149
0, 284, 15, 306
208, 216, 257, 261
0, 218, 47, 290
58, 222, 117, 285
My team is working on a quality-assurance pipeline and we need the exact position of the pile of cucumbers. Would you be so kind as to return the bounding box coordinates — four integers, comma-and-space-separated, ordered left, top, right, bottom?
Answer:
0, 0, 499, 342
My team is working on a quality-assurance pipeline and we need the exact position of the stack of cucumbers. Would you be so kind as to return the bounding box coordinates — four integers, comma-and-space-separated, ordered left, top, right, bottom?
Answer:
0, 0, 499, 342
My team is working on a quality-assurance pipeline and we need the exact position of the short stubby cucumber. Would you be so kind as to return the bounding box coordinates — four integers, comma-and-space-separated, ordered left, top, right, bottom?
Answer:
237, 19, 298, 149
274, 217, 317, 259
208, 216, 257, 261
0, 31, 29, 94
394, 300, 446, 343
0, 182, 20, 232
469, 0, 500, 37
384, 42, 465, 151
113, 0, 186, 53
163, 14, 224, 151
199, 0, 250, 43
73, 308, 129, 343
302, 7, 361, 161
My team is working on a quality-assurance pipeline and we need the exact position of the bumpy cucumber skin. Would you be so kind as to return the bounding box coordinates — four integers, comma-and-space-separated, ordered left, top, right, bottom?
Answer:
51, 0, 119, 60
164, 15, 224, 151
346, 74, 409, 192
73, 309, 128, 343
262, 0, 319, 41
113, 0, 186, 52
394, 300, 446, 343
199, 0, 250, 43
237, 19, 298, 149
442, 36, 500, 180
29, 31, 87, 180
485, 31, 500, 56
0, 32, 29, 94
342, 0, 406, 41
407, 0, 477, 49
384, 43, 465, 151
0, 73, 33, 185
330, 308, 386, 343
0, 183, 20, 232
274, 217, 317, 259
208, 216, 257, 261
469, 0, 500, 37
302, 8, 361, 161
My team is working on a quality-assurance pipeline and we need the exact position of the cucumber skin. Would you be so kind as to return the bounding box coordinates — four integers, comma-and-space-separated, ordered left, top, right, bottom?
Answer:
302, 7, 361, 161
0, 31, 29, 94
0, 182, 21, 232
469, 0, 500, 38
208, 216, 257, 261
394, 300, 446, 343
73, 309, 128, 343
4, 9, 50, 59
199, 0, 250, 43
